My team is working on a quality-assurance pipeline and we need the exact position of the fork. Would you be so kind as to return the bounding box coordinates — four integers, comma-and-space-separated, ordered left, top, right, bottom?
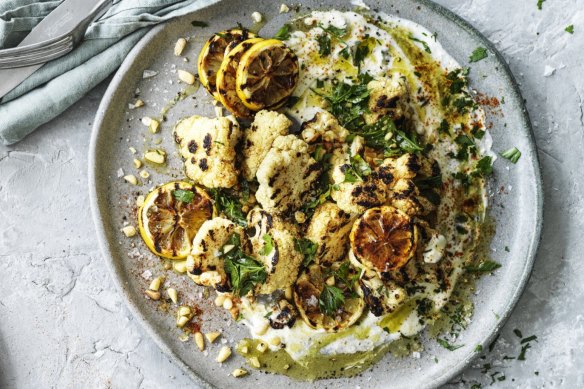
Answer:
0, 0, 115, 69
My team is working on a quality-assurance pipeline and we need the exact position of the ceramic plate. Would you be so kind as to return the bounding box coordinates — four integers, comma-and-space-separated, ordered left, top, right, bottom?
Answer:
89, 0, 543, 387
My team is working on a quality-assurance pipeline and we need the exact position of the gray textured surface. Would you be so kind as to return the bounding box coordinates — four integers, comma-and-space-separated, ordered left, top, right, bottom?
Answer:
0, 1, 581, 388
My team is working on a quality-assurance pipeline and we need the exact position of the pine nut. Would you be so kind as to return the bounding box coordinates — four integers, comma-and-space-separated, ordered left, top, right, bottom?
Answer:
133, 159, 143, 169
129, 147, 137, 154
251, 12, 262, 23
176, 315, 190, 328
145, 289, 160, 300
149, 119, 160, 134
223, 297, 233, 310
194, 332, 205, 351
174, 38, 187, 56
124, 175, 138, 185
240, 346, 248, 354
269, 337, 281, 346
173, 260, 187, 273
256, 342, 268, 353
249, 356, 260, 368
178, 70, 195, 85
122, 225, 137, 237
232, 368, 248, 378
136, 195, 145, 207
255, 321, 269, 336
205, 332, 221, 343
167, 288, 178, 304
216, 346, 232, 363
177, 306, 191, 317
326, 276, 335, 286
134, 99, 145, 108
279, 4, 290, 13
214, 294, 226, 307
149, 276, 163, 291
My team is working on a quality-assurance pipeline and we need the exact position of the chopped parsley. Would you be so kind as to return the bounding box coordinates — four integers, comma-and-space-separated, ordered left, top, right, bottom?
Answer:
469, 47, 488, 63
222, 234, 267, 296
319, 285, 345, 316
353, 40, 370, 68
514, 328, 523, 338
537, 0, 545, 10
274, 24, 292, 40
172, 189, 194, 203
259, 234, 274, 256
208, 188, 247, 227
437, 338, 464, 351
521, 335, 538, 344
565, 25, 575, 34
465, 260, 501, 273
317, 33, 332, 56
294, 238, 318, 267
409, 35, 432, 53
343, 154, 372, 183
475, 344, 483, 352
501, 147, 522, 163
474, 156, 494, 177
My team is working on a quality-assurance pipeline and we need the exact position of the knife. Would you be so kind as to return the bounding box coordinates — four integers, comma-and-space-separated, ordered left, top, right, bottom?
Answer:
0, 0, 113, 100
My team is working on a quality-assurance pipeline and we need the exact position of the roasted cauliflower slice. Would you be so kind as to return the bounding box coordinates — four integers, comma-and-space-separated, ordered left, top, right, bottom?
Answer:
174, 115, 241, 188
255, 135, 322, 213
246, 208, 303, 294
188, 217, 247, 291
306, 202, 356, 265
300, 111, 349, 145
241, 110, 292, 180
364, 73, 408, 125
358, 273, 407, 317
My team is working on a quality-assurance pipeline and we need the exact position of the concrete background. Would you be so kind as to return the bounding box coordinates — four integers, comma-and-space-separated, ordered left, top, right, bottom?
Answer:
0, 0, 582, 387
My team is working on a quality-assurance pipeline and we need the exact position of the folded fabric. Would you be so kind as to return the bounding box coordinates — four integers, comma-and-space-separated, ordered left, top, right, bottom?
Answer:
0, 0, 220, 145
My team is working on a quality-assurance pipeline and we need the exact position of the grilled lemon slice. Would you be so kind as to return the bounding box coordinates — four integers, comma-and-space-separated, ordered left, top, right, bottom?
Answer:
138, 181, 214, 259
216, 38, 264, 118
236, 39, 299, 110
294, 263, 365, 332
350, 206, 418, 274
198, 29, 256, 100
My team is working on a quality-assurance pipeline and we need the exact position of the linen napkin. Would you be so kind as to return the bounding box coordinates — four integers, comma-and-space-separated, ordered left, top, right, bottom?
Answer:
0, 0, 220, 145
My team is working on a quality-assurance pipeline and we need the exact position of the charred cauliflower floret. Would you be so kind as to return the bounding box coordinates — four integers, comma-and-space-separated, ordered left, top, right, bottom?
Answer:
301, 111, 349, 145
241, 110, 292, 180
246, 208, 303, 294
255, 135, 322, 213
330, 141, 394, 215
358, 273, 407, 316
188, 217, 247, 291
306, 202, 357, 264
174, 115, 241, 188
268, 299, 298, 329
364, 73, 408, 125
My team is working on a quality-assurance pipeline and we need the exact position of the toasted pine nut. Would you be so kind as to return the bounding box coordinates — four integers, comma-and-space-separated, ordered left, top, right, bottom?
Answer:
251, 12, 262, 23
240, 346, 248, 354
136, 195, 145, 207
122, 225, 137, 237
176, 315, 190, 328
279, 4, 289, 13
149, 276, 163, 291
216, 346, 232, 363
269, 337, 281, 346
133, 159, 143, 169
177, 306, 191, 317
194, 332, 205, 351
256, 342, 268, 353
149, 119, 160, 134
144, 150, 166, 164
205, 331, 221, 343
249, 356, 261, 368
223, 297, 233, 310
326, 276, 335, 286
124, 175, 138, 185
214, 294, 226, 307
173, 260, 187, 273
129, 147, 137, 154
174, 38, 187, 56
178, 70, 195, 85
145, 289, 160, 300
139, 170, 150, 179
167, 288, 178, 304
134, 99, 145, 108
232, 368, 248, 378
254, 321, 269, 336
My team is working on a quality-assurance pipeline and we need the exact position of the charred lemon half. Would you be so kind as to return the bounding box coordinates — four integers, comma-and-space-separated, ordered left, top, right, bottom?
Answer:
236, 39, 299, 110
138, 181, 214, 259
350, 206, 418, 274
216, 38, 264, 118
294, 263, 365, 332
197, 29, 257, 100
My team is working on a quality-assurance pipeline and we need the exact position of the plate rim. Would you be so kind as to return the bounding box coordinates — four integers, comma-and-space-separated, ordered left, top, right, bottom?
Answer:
88, 1, 544, 387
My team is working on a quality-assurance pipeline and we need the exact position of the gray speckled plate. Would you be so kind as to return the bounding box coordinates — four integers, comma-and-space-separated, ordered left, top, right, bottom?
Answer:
88, 1, 543, 388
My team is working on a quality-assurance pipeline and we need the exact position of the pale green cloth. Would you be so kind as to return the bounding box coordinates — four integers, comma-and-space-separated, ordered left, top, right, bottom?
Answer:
0, 0, 220, 145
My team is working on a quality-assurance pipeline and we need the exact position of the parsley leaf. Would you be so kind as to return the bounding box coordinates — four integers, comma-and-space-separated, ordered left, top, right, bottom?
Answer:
259, 234, 274, 256
294, 238, 318, 267
274, 24, 292, 40
465, 260, 501, 273
437, 338, 464, 351
565, 25, 575, 34
208, 188, 247, 227
353, 41, 369, 68
474, 156, 493, 177
222, 234, 267, 296
319, 285, 345, 316
343, 154, 372, 183
317, 33, 332, 56
537, 0, 545, 10
500, 147, 521, 163
172, 189, 195, 203
409, 35, 432, 53
469, 47, 488, 63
